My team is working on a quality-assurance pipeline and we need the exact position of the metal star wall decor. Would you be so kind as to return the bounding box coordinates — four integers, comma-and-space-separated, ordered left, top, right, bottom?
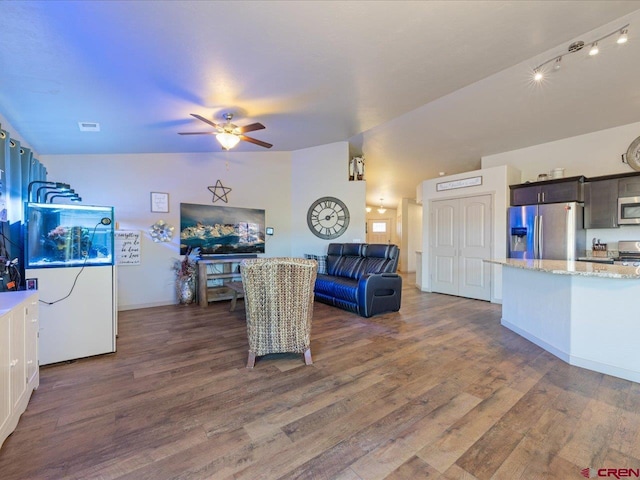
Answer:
208, 179, 232, 203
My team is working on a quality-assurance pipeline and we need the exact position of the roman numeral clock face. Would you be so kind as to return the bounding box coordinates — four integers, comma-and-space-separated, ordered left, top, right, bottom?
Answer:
307, 196, 350, 239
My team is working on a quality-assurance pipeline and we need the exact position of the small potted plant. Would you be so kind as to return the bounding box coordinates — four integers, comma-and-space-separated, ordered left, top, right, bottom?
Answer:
173, 246, 199, 304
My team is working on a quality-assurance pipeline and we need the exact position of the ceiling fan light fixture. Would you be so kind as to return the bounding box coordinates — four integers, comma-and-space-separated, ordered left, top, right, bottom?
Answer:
216, 132, 241, 150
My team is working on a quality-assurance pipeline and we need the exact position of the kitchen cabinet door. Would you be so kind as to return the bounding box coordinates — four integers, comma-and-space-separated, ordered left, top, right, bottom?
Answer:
10, 308, 26, 411
541, 181, 583, 204
510, 177, 584, 206
619, 176, 640, 197
24, 299, 38, 387
0, 312, 11, 442
585, 179, 618, 229
510, 185, 540, 206
0, 291, 39, 449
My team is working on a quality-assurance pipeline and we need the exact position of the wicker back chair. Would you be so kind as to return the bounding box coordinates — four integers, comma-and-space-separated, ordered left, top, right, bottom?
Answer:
240, 257, 318, 368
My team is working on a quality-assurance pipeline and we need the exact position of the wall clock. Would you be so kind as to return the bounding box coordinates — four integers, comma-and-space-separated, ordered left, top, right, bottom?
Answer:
307, 196, 350, 239
625, 135, 640, 172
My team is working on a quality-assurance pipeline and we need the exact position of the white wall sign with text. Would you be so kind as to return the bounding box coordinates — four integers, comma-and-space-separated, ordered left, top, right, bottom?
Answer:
115, 230, 141, 265
436, 176, 483, 192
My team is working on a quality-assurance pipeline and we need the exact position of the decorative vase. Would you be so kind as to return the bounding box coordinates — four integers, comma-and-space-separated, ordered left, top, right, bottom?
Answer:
176, 276, 196, 305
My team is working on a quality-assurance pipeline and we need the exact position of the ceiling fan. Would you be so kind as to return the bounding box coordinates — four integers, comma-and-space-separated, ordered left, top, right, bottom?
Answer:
178, 113, 273, 150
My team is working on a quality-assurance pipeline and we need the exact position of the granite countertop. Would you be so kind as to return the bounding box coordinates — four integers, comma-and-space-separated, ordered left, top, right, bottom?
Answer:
485, 258, 640, 279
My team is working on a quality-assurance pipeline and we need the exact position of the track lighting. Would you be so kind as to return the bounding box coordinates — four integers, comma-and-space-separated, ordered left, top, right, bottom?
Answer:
618, 29, 629, 44
532, 23, 629, 82
553, 57, 562, 71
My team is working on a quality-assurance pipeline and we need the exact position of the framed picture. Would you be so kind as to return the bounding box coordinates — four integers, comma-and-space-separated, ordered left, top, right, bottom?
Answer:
151, 192, 169, 213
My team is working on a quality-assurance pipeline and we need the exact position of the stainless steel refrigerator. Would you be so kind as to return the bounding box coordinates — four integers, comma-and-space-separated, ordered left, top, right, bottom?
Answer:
508, 202, 586, 260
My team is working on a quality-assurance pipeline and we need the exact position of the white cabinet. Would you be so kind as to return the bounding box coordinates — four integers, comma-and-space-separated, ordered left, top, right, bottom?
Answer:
33, 265, 115, 365
25, 298, 39, 388
0, 311, 11, 445
0, 291, 39, 449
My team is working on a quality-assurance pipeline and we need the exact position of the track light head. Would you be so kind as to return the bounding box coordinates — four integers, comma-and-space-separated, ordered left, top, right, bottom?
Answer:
618, 29, 629, 44
533, 69, 543, 82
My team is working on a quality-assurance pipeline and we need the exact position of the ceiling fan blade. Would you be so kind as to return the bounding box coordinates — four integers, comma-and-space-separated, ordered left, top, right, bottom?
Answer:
237, 122, 265, 134
178, 132, 215, 135
190, 113, 219, 129
240, 135, 273, 149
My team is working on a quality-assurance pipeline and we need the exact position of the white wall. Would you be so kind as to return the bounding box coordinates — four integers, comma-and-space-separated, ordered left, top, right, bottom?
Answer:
42, 141, 366, 310
394, 198, 421, 273
482, 120, 640, 247
42, 151, 292, 310
290, 141, 366, 257
419, 165, 521, 303
407, 200, 422, 273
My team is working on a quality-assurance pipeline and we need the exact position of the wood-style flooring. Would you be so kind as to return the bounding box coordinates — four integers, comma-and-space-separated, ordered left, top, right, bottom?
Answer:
1, 276, 639, 479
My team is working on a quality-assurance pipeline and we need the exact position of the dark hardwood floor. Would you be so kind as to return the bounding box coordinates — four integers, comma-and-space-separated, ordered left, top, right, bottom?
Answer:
1, 275, 639, 479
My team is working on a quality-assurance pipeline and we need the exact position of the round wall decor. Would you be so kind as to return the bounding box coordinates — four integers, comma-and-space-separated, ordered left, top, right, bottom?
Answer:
626, 135, 640, 172
306, 196, 350, 239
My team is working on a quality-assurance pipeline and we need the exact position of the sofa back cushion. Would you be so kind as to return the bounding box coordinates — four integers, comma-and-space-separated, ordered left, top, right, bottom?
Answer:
327, 243, 366, 279
362, 244, 399, 274
326, 243, 399, 279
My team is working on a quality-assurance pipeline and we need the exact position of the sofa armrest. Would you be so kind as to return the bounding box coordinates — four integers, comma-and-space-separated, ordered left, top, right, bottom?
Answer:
357, 273, 402, 318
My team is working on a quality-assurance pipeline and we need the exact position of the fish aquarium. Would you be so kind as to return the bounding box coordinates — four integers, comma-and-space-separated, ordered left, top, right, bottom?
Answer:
25, 203, 115, 268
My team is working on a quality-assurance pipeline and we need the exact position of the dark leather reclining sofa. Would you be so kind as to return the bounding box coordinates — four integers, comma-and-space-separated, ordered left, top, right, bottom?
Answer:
314, 243, 402, 318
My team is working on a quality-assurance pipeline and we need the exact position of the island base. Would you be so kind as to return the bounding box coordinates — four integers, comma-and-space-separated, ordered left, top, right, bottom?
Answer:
501, 266, 640, 384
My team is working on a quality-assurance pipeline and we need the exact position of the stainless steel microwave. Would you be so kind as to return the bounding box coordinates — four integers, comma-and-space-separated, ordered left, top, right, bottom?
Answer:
618, 196, 640, 224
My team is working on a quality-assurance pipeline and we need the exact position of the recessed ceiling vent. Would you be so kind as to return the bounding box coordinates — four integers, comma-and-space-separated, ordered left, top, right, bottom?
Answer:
78, 122, 100, 132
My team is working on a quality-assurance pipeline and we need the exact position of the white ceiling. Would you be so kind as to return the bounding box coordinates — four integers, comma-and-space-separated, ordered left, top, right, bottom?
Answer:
2, 1, 640, 208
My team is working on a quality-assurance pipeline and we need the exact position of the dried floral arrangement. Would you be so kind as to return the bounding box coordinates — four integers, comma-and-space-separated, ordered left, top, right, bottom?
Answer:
173, 246, 200, 279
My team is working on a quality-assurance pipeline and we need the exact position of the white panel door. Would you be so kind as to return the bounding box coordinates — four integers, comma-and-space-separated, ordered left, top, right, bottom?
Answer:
459, 195, 492, 301
367, 219, 390, 244
430, 195, 492, 301
430, 199, 458, 296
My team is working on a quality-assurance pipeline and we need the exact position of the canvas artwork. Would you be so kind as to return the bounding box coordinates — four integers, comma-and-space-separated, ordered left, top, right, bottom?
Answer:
179, 203, 265, 255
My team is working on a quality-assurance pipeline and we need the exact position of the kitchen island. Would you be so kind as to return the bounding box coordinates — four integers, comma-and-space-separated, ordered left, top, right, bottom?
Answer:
486, 258, 640, 383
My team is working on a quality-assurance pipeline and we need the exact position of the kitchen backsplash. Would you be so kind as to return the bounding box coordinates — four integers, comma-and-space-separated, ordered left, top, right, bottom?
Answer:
586, 225, 640, 254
